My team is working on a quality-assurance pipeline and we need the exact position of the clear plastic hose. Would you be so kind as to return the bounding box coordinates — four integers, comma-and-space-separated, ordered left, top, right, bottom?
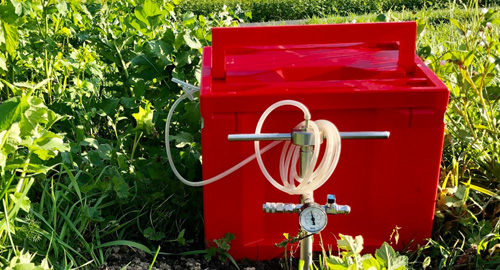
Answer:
254, 101, 341, 194
166, 90, 341, 194
165, 91, 281, 187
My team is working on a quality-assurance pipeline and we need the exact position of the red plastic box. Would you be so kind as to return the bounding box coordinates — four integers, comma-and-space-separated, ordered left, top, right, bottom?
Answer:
199, 22, 449, 260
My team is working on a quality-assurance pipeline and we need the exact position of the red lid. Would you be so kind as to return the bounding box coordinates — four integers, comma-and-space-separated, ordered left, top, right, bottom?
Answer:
201, 22, 449, 113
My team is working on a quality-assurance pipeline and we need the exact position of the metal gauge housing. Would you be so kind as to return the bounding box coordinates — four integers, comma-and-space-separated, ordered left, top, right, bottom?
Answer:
299, 203, 327, 234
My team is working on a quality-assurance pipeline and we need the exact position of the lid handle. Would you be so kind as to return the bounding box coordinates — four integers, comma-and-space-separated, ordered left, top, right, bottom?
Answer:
211, 22, 416, 79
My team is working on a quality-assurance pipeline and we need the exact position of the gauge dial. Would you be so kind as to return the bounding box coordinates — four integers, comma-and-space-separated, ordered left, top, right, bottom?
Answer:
299, 204, 327, 234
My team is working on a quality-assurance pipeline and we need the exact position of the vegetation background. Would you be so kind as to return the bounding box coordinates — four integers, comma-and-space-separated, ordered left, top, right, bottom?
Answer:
0, 0, 499, 269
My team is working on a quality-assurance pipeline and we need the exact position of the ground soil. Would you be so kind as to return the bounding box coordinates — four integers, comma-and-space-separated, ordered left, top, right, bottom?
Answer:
98, 246, 285, 270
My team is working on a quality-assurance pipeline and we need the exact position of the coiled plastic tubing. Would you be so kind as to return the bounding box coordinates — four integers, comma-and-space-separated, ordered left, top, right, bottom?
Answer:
165, 87, 341, 195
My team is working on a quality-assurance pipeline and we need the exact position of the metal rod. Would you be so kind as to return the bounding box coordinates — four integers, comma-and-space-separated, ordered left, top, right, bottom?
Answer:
228, 131, 390, 141
299, 147, 314, 269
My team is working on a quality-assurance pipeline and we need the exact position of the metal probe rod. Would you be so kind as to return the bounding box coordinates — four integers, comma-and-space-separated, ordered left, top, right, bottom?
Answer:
228, 131, 390, 141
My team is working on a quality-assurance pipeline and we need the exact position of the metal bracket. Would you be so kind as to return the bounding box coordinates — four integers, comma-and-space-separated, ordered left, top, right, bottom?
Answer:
262, 194, 351, 215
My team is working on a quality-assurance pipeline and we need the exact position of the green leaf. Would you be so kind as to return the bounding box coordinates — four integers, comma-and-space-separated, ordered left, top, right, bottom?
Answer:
0, 96, 29, 130
416, 18, 426, 37
1, 21, 19, 57
0, 53, 7, 71
82, 205, 104, 222
19, 96, 48, 137
170, 131, 194, 148
362, 256, 382, 270
30, 131, 69, 160
134, 6, 150, 26
375, 242, 395, 267
132, 101, 154, 134
376, 14, 387, 22
144, 227, 166, 241
111, 176, 129, 199
4, 123, 23, 153
55, 1, 68, 16
182, 12, 197, 26
337, 234, 364, 255
134, 0, 163, 27
9, 193, 30, 213
326, 255, 348, 269
177, 229, 186, 245
183, 33, 202, 49
375, 242, 408, 270
449, 18, 465, 36
143, 0, 161, 17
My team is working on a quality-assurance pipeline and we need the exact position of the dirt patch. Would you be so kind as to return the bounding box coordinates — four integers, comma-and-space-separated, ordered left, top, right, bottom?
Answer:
98, 246, 284, 270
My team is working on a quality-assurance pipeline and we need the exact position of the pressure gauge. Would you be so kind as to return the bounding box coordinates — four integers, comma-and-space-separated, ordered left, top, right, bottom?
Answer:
299, 203, 328, 234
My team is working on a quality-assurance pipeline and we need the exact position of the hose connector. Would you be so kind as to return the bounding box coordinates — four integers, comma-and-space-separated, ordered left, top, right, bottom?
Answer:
172, 78, 200, 101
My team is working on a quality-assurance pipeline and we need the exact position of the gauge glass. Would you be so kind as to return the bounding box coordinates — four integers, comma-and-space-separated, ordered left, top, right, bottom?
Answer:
299, 206, 327, 234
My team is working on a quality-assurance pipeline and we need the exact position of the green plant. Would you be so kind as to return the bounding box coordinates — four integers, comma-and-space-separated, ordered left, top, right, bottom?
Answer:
2, 249, 52, 270
0, 0, 246, 268
205, 232, 240, 269
324, 234, 409, 270
177, 0, 499, 23
276, 231, 307, 270
0, 87, 69, 245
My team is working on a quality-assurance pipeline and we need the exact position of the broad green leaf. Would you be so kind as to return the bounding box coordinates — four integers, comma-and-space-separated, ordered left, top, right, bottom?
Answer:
134, 0, 162, 27
55, 1, 68, 16
375, 14, 387, 22
5, 123, 22, 153
182, 12, 196, 26
142, 0, 161, 18
82, 205, 104, 222
132, 102, 154, 134
19, 96, 48, 137
375, 242, 408, 270
375, 242, 395, 267
111, 176, 129, 199
170, 131, 194, 148
416, 19, 426, 37
390, 256, 408, 270
326, 255, 348, 267
144, 227, 166, 241
1, 21, 19, 57
79, 137, 99, 148
9, 193, 30, 213
183, 33, 202, 49
362, 257, 382, 270
30, 131, 69, 160
134, 7, 150, 27
337, 234, 364, 255
0, 2, 20, 24
0, 96, 29, 130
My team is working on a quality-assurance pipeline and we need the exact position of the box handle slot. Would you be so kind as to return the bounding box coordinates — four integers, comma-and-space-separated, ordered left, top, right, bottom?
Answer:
211, 22, 417, 79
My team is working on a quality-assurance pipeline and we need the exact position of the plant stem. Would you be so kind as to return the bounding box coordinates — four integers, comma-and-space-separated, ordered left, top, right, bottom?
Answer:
130, 131, 143, 162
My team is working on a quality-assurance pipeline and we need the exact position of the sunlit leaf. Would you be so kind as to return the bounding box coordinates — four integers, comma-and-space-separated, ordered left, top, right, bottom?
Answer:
183, 33, 202, 49
132, 101, 154, 134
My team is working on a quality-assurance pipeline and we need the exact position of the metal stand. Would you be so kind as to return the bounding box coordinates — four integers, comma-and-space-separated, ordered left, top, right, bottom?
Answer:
228, 129, 389, 269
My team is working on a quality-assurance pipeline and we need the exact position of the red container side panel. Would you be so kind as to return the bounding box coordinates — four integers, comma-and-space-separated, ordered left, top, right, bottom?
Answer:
200, 22, 449, 260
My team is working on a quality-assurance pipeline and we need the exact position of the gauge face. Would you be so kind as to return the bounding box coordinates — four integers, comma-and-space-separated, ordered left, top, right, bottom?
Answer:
299, 205, 327, 234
